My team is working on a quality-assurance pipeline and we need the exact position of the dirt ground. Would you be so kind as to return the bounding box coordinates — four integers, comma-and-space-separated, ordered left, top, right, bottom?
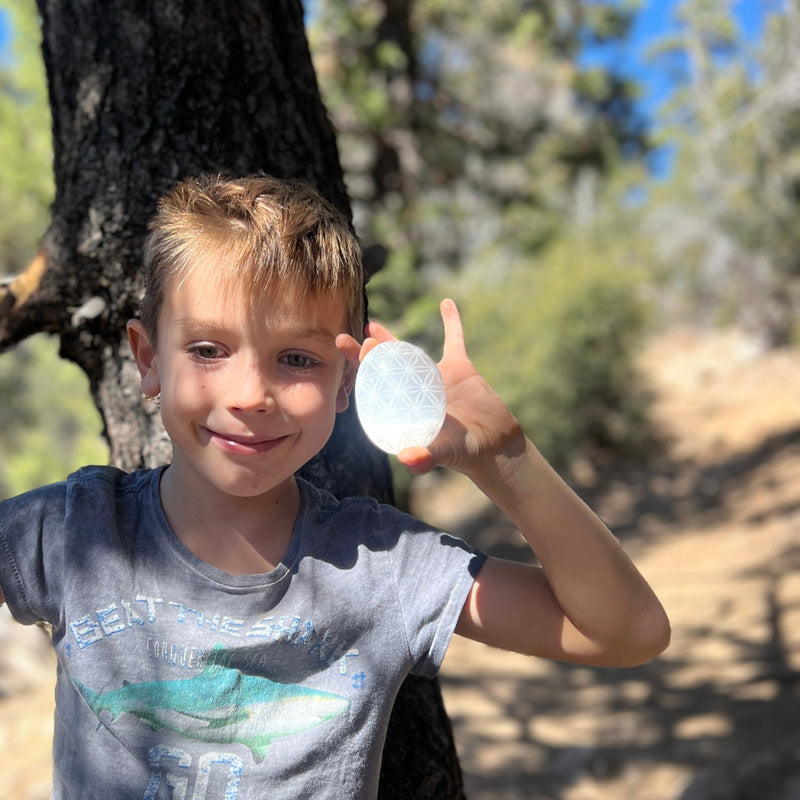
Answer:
2, 324, 800, 799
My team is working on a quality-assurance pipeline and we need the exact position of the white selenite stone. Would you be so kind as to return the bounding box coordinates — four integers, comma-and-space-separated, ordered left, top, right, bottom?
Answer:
355, 340, 447, 454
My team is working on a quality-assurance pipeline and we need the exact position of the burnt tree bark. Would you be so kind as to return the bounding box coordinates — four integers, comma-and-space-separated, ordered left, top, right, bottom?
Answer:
0, 1, 464, 797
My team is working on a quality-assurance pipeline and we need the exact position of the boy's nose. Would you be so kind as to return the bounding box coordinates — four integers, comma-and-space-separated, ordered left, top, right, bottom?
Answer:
230, 366, 276, 414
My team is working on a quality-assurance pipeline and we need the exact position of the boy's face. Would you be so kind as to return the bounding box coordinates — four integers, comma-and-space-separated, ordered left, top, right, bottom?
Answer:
129, 262, 354, 504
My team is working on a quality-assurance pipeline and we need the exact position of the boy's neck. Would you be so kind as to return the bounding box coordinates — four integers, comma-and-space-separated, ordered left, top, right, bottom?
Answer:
157, 467, 300, 575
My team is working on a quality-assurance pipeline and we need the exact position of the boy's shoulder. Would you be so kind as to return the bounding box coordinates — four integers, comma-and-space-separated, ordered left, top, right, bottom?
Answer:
295, 476, 468, 558
68, 463, 162, 488
297, 476, 419, 529
1, 464, 163, 516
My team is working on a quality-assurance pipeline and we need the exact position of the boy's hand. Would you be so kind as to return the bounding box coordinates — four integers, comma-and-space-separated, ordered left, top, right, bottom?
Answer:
338, 299, 523, 478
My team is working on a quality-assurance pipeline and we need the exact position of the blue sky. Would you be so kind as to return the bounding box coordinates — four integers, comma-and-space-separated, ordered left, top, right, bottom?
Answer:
0, 10, 8, 57
582, 0, 783, 116
574, 0, 783, 174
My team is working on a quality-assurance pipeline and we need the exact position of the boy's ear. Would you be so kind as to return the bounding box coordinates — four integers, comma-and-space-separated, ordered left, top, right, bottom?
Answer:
335, 360, 357, 413
127, 320, 161, 398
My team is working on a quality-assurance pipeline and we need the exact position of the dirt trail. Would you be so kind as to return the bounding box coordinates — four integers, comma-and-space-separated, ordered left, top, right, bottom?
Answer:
2, 325, 800, 799
428, 327, 800, 799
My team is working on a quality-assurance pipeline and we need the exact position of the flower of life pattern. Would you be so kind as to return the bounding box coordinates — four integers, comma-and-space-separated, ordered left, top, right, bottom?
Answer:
355, 340, 446, 454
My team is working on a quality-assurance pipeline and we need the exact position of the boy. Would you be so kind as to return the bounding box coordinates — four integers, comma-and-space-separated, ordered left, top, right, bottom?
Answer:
0, 174, 669, 799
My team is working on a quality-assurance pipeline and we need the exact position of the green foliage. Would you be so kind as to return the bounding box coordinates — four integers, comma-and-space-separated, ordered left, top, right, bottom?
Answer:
0, 0, 53, 275
365, 244, 424, 325
457, 229, 654, 469
641, 0, 800, 343
0, 335, 108, 499
309, 0, 648, 323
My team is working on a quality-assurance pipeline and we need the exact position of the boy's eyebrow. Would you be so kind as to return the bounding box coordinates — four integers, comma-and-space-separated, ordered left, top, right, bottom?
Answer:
171, 318, 340, 342
170, 317, 220, 334
298, 327, 339, 340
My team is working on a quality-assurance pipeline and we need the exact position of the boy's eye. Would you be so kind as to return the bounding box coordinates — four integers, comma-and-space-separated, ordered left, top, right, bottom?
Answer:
283, 353, 316, 369
189, 343, 222, 360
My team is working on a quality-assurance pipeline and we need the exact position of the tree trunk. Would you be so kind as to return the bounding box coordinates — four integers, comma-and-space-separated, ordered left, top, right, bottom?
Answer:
0, 1, 464, 796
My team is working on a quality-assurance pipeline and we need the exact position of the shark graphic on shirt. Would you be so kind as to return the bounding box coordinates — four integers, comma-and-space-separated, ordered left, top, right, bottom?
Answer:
75, 650, 350, 763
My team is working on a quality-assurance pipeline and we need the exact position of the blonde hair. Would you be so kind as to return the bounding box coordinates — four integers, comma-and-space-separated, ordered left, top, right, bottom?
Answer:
139, 174, 365, 342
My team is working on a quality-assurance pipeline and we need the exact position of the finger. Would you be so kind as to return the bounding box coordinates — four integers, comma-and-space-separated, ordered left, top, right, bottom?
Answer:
364, 320, 396, 343
359, 336, 382, 362
335, 334, 362, 367
338, 332, 387, 364
439, 298, 468, 361
397, 446, 437, 475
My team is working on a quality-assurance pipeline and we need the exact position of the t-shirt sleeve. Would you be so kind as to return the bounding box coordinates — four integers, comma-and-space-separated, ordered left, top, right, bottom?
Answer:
0, 481, 67, 625
376, 504, 486, 678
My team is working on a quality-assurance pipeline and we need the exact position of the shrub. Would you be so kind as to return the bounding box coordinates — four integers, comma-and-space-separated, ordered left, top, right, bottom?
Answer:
457, 235, 654, 469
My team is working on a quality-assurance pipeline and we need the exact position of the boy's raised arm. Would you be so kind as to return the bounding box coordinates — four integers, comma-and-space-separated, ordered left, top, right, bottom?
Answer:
452, 439, 670, 666
340, 299, 670, 668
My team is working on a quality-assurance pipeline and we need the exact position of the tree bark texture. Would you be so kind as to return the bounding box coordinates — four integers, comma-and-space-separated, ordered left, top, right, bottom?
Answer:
0, 1, 466, 796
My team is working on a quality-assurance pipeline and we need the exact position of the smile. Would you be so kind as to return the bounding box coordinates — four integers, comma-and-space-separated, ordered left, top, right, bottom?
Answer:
204, 429, 287, 455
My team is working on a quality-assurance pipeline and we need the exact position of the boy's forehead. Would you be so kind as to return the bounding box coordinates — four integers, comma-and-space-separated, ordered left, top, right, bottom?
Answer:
163, 260, 349, 330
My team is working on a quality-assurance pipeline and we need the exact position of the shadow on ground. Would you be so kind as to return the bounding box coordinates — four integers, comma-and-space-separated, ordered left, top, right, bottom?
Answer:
433, 423, 800, 800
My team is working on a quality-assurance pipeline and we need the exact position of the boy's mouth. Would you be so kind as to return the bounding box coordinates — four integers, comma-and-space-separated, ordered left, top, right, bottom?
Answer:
204, 428, 287, 455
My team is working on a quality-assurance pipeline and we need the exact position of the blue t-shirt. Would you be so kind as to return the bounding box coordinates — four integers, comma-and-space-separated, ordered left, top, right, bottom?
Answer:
0, 466, 485, 799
